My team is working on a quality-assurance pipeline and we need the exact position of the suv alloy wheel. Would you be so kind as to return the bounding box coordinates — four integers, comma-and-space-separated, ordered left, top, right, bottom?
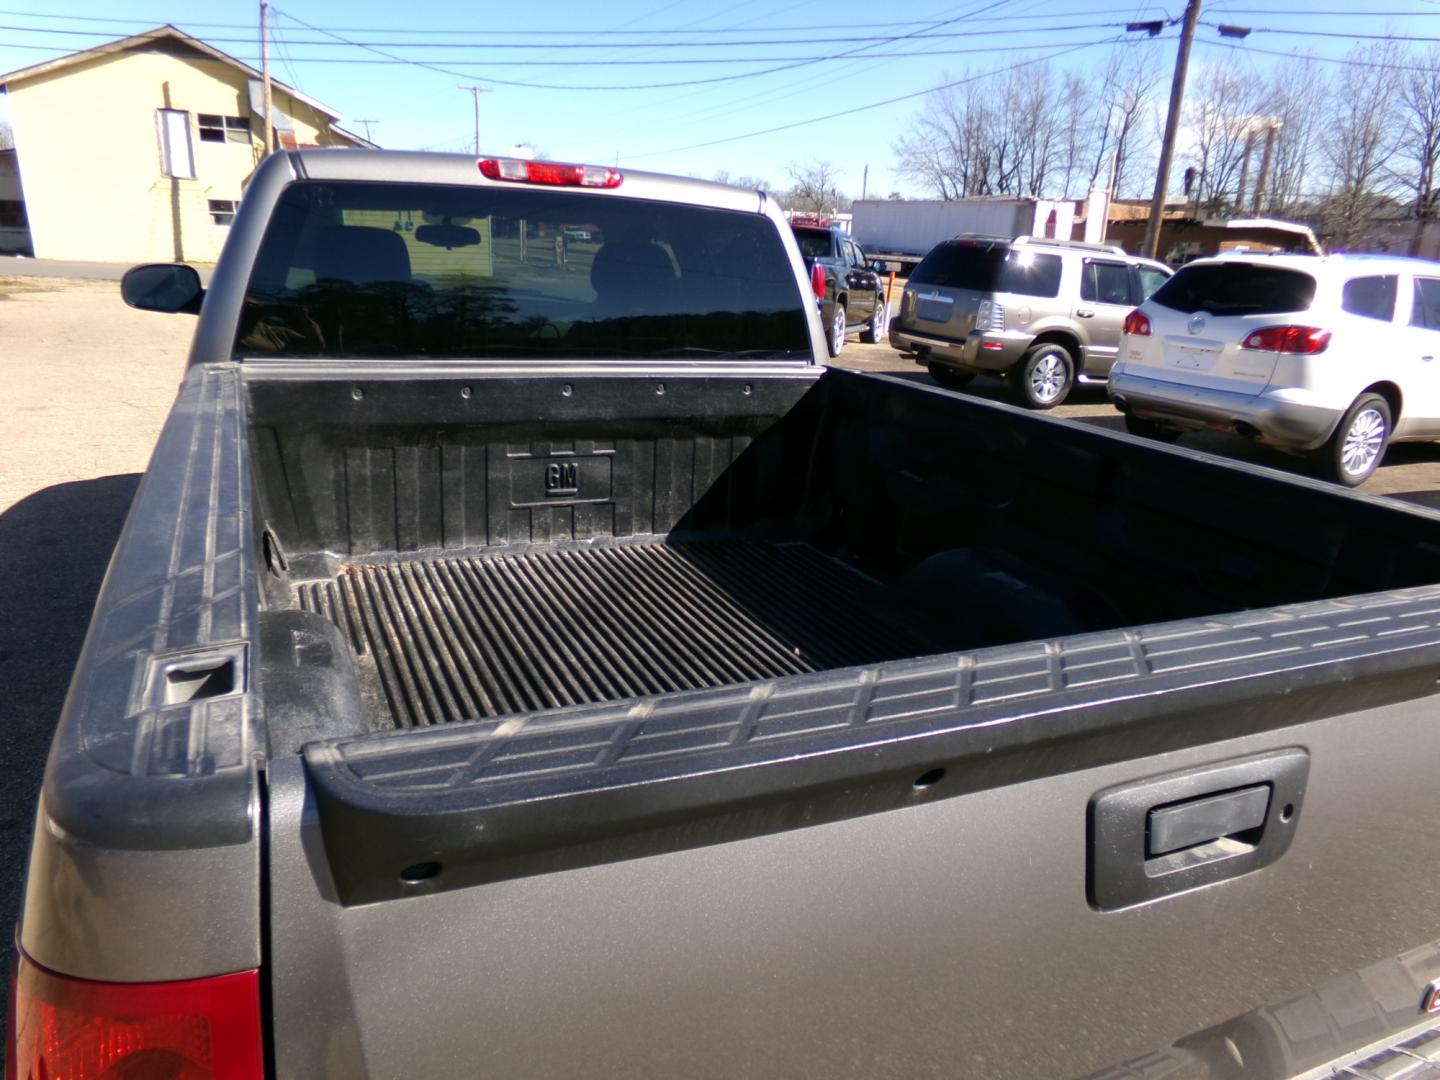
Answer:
1015, 342, 1075, 409
1321, 393, 1391, 486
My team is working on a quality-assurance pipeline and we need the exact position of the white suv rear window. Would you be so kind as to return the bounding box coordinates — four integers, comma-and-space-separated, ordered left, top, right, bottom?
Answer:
1151, 263, 1316, 316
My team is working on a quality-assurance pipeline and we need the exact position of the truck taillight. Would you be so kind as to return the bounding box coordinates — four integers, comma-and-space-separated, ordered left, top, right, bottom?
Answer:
1122, 309, 1151, 336
8, 951, 263, 1080
811, 263, 826, 298
1241, 325, 1331, 354
478, 157, 622, 188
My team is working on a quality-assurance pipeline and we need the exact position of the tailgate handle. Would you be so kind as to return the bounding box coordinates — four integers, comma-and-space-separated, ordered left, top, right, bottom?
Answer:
1089, 749, 1308, 911
1146, 785, 1269, 856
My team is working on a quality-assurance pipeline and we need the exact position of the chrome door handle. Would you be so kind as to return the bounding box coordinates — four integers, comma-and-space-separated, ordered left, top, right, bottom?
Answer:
1424, 355, 1434, 363
1076, 309, 1095, 318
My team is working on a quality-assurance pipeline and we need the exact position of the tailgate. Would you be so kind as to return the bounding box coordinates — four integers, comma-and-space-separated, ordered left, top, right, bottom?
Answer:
267, 589, 1440, 1079
907, 284, 979, 337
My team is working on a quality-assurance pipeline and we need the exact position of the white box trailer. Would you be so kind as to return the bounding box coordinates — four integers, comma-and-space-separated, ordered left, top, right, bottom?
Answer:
852, 198, 1078, 274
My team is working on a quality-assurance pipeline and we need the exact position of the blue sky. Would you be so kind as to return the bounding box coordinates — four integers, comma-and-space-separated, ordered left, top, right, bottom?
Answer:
1, 0, 1437, 198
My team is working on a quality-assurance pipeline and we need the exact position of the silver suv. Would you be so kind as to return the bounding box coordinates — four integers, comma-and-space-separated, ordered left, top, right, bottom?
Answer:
890, 235, 1171, 408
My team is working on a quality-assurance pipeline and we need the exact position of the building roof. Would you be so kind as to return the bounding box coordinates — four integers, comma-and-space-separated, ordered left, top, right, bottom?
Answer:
0, 24, 347, 126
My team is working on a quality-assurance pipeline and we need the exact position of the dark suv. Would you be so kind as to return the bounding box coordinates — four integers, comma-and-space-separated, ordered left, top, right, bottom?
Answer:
791, 221, 889, 357
890, 235, 1171, 407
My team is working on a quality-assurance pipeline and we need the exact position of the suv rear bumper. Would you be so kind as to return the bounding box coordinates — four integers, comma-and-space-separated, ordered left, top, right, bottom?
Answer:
891, 326, 1029, 373
1108, 367, 1341, 450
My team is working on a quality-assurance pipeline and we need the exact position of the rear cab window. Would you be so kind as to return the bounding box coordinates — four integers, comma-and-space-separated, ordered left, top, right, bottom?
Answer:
1342, 275, 1398, 322
910, 242, 1062, 298
238, 180, 811, 360
1150, 262, 1317, 316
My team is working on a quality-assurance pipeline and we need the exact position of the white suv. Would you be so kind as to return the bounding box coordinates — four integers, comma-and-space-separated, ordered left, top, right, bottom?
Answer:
1107, 252, 1440, 485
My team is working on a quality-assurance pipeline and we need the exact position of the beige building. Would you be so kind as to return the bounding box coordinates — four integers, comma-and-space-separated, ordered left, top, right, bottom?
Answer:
0, 25, 372, 263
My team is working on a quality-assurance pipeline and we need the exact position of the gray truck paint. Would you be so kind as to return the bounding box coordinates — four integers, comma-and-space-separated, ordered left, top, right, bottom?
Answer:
268, 696, 1440, 1079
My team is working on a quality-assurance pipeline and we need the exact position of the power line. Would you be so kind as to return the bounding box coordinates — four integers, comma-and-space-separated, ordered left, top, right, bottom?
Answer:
268, 11, 305, 95
623, 0, 1028, 129
625, 34, 1140, 161
1217, 7, 1440, 15
1205, 23, 1440, 43
1196, 36, 1440, 71
270, 6, 912, 91
256, 0, 1033, 91
0, 5, 1172, 33
0, 20, 1148, 51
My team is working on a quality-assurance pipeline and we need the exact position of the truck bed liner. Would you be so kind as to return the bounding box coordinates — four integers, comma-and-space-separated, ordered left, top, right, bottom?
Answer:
296, 540, 931, 726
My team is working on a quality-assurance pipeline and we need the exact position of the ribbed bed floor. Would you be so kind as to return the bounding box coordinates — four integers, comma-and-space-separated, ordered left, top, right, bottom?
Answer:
296, 541, 930, 727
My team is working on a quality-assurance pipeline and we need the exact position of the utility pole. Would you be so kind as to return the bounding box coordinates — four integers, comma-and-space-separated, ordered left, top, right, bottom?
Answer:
458, 85, 492, 156
260, 0, 273, 154
861, 163, 869, 201
1141, 0, 1202, 260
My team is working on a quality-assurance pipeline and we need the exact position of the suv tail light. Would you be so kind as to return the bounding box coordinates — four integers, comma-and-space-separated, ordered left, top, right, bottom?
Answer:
811, 263, 826, 299
8, 951, 263, 1080
478, 157, 623, 188
1122, 309, 1152, 336
977, 299, 1005, 331
1241, 325, 1331, 354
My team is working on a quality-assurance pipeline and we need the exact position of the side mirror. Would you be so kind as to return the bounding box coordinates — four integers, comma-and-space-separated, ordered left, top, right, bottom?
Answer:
121, 263, 204, 314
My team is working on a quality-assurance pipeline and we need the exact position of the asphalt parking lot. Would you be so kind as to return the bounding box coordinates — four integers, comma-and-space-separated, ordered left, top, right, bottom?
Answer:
5, 272, 1440, 1024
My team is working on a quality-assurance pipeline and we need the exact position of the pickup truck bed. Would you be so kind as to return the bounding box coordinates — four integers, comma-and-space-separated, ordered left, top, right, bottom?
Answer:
252, 365, 1440, 738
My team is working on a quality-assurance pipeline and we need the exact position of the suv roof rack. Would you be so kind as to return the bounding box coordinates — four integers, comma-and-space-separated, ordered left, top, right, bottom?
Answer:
1011, 235, 1127, 256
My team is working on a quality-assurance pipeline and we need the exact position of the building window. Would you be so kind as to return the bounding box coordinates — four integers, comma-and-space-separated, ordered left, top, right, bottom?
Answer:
158, 108, 196, 179
209, 199, 237, 226
198, 114, 251, 144
0, 200, 27, 228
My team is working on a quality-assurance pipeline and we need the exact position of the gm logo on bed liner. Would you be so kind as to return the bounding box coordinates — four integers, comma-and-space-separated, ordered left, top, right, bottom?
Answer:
545, 462, 579, 497
509, 455, 613, 506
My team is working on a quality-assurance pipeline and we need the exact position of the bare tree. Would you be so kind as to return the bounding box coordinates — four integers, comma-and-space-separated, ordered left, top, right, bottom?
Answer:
894, 54, 1165, 202
1392, 45, 1440, 226
1089, 44, 1163, 199
894, 75, 991, 198
1319, 42, 1403, 248
1183, 63, 1269, 214
894, 62, 1096, 199
785, 161, 846, 212
1260, 56, 1328, 216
